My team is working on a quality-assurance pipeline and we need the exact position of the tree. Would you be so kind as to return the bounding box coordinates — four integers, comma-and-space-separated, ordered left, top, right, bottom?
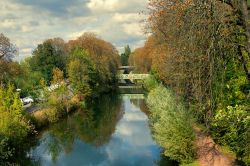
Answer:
0, 33, 17, 61
52, 67, 64, 84
121, 45, 131, 66
0, 84, 33, 162
67, 48, 97, 99
217, 0, 250, 81
129, 37, 156, 73
0, 34, 19, 85
51, 67, 70, 112
29, 39, 67, 83
13, 58, 44, 97
145, 0, 250, 164
67, 33, 120, 93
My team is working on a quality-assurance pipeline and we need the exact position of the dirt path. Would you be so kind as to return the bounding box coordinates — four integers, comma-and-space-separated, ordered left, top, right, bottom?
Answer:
194, 126, 236, 166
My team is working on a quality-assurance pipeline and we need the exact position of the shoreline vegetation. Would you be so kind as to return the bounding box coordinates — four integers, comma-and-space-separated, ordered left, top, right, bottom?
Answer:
143, 76, 238, 166
130, 0, 249, 165
0, 33, 120, 165
0, 0, 250, 165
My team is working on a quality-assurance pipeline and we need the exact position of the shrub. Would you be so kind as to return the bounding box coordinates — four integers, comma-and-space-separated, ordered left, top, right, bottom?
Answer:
147, 86, 196, 164
212, 105, 250, 165
143, 75, 158, 92
32, 110, 49, 128
0, 135, 13, 162
0, 84, 33, 161
45, 108, 61, 123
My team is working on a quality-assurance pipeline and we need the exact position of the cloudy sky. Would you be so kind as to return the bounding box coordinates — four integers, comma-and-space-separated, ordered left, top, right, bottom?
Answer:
0, 0, 148, 61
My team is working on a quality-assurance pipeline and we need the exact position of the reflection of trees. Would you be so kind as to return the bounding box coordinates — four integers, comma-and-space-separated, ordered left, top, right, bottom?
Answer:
44, 122, 75, 163
37, 93, 123, 164
16, 159, 41, 166
156, 153, 179, 166
130, 99, 150, 116
10, 137, 42, 166
74, 94, 123, 146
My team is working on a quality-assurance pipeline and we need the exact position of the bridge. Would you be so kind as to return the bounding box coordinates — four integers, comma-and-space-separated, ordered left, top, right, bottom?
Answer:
118, 66, 149, 89
118, 73, 149, 80
120, 94, 145, 99
118, 66, 150, 81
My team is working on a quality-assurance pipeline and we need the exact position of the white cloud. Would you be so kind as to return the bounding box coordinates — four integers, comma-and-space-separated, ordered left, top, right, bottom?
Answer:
21, 25, 33, 33
1, 19, 17, 29
122, 22, 144, 37
68, 28, 100, 40
113, 13, 146, 23
87, 0, 148, 13
87, 0, 120, 12
0, 0, 148, 60
20, 48, 32, 54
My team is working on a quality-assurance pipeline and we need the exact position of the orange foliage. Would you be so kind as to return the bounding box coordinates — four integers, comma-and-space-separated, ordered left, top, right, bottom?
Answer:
67, 33, 120, 88
129, 36, 157, 73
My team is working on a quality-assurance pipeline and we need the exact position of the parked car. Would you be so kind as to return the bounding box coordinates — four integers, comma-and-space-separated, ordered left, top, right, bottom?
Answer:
21, 96, 34, 104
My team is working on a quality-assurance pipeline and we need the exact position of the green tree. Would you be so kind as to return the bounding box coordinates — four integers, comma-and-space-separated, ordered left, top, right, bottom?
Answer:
0, 84, 33, 162
121, 45, 131, 66
67, 33, 119, 93
29, 39, 67, 83
212, 105, 250, 165
0, 61, 22, 86
13, 58, 44, 97
67, 48, 97, 99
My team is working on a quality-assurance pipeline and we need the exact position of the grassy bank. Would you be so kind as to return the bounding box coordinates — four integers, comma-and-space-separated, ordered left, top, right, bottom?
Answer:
144, 77, 196, 164
143, 76, 240, 166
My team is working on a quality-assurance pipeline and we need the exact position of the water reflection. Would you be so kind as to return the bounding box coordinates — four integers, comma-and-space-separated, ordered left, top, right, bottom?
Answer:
27, 93, 165, 166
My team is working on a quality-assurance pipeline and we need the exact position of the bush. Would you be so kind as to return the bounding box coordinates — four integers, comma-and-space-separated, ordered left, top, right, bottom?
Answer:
45, 108, 61, 123
32, 109, 49, 128
0, 135, 13, 162
0, 84, 33, 161
143, 75, 158, 92
147, 86, 196, 164
212, 105, 250, 165
33, 108, 62, 125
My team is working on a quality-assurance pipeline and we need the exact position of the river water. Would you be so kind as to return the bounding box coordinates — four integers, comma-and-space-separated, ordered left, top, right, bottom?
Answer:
25, 93, 176, 166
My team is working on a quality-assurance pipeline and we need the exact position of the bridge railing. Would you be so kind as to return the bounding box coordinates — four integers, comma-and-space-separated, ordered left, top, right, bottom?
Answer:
118, 74, 150, 80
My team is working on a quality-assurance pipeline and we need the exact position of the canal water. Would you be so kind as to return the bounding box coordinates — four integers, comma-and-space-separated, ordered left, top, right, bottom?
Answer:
26, 93, 176, 166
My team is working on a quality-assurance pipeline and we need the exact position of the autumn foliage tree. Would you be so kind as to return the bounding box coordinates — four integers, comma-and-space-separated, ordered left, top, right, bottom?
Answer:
140, 0, 250, 164
129, 36, 157, 73
67, 33, 120, 93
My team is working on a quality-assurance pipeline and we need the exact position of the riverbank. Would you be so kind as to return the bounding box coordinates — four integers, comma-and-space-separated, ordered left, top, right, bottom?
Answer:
143, 77, 238, 166
194, 126, 236, 166
14, 93, 166, 165
146, 85, 196, 164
